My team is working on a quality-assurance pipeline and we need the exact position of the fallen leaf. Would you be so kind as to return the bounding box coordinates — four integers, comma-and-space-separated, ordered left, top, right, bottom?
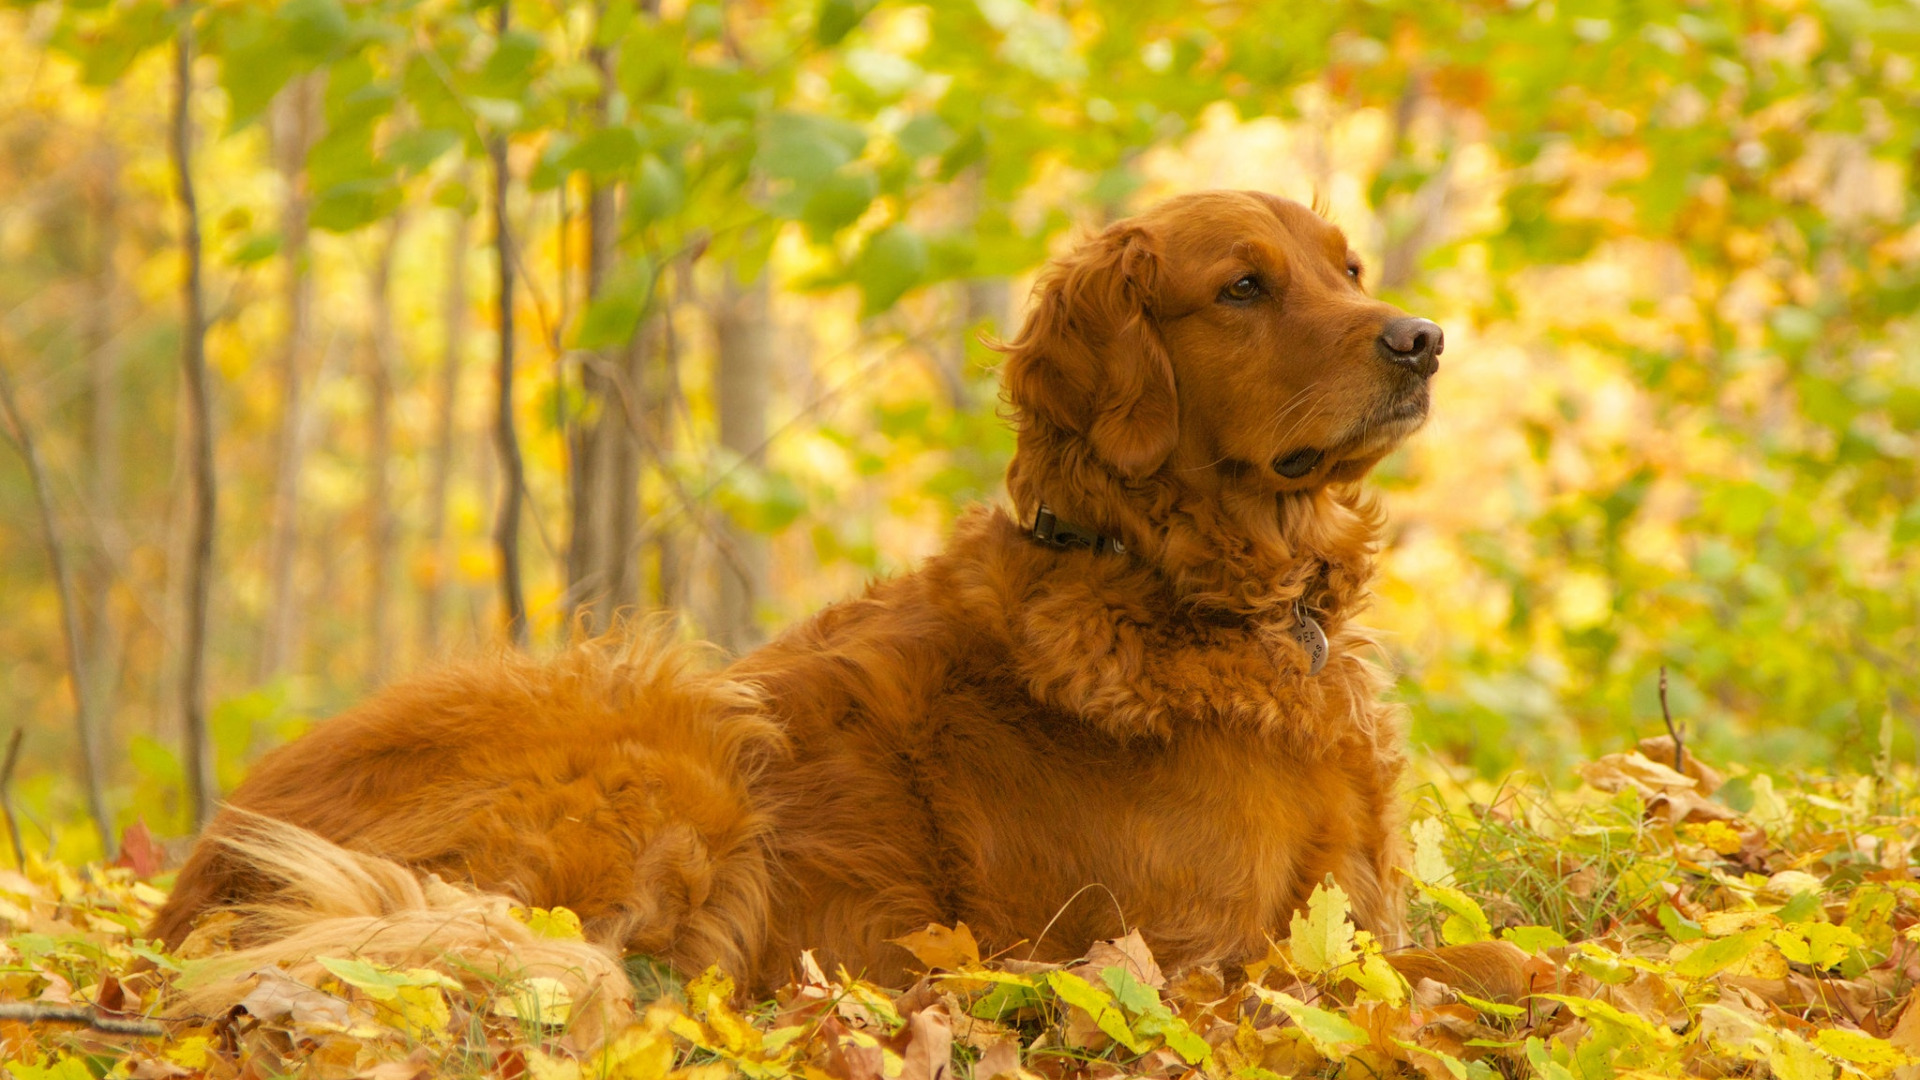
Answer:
899, 1002, 954, 1080
888, 923, 981, 971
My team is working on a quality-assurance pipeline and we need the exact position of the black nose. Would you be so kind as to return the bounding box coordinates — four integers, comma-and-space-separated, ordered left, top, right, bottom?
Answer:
1377, 317, 1443, 378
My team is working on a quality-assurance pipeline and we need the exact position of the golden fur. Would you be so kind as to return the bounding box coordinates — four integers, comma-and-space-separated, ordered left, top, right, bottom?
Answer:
153, 190, 1496, 997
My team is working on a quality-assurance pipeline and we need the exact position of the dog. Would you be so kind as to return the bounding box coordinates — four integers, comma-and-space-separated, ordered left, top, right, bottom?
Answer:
153, 189, 1503, 997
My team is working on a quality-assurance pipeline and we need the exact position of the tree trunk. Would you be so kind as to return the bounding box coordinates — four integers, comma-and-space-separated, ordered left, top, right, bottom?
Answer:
80, 134, 123, 832
259, 75, 319, 682
650, 297, 684, 612
419, 184, 471, 656
711, 271, 772, 654
490, 0, 528, 647
0, 367, 111, 855
364, 219, 401, 684
565, 39, 642, 636
172, 23, 219, 831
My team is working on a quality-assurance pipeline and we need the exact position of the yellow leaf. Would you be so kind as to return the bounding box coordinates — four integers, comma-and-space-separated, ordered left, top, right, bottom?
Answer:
165, 1037, 214, 1069
1288, 880, 1358, 975
1769, 1031, 1836, 1080
1680, 820, 1744, 855
1774, 923, 1864, 969
1537, 994, 1679, 1049
595, 1025, 677, 1080
491, 976, 574, 1027
886, 922, 981, 970
1413, 880, 1493, 945
1699, 910, 1779, 937
1410, 818, 1455, 886
1813, 1028, 1913, 1070
1747, 774, 1792, 834
524, 1049, 585, 1080
1671, 929, 1766, 979
378, 983, 452, 1039
685, 967, 736, 1016
1334, 948, 1405, 1006
512, 905, 586, 940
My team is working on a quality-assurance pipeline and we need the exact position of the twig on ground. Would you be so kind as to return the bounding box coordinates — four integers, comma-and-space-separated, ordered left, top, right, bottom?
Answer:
0, 1002, 165, 1036
0, 728, 23, 871
1659, 665, 1684, 772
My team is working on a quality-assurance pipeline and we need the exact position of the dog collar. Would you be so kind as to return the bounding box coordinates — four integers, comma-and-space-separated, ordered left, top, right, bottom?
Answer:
1030, 505, 1126, 555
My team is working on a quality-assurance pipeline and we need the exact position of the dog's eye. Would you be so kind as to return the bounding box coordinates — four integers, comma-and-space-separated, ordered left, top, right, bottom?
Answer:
1345, 258, 1363, 283
1220, 275, 1262, 303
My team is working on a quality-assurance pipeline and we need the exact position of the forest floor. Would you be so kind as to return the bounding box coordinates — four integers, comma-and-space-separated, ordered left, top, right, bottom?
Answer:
2, 735, 1918, 1079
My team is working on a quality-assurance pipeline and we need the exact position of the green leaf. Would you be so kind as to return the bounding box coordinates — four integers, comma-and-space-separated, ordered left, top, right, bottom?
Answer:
479, 29, 544, 94
1656, 906, 1704, 942
385, 128, 461, 173
1673, 929, 1766, 978
62, 0, 170, 87
211, 7, 301, 128
1097, 966, 1159, 1015
280, 0, 351, 58
574, 257, 655, 350
310, 179, 402, 233
758, 114, 867, 185
564, 127, 643, 179
854, 224, 927, 316
316, 956, 459, 1000
815, 0, 874, 46
1502, 924, 1569, 952
1414, 880, 1494, 945
1134, 1011, 1211, 1064
1045, 971, 1145, 1053
631, 156, 684, 225
1252, 987, 1368, 1059
1524, 1037, 1578, 1080
800, 167, 878, 241
226, 232, 283, 267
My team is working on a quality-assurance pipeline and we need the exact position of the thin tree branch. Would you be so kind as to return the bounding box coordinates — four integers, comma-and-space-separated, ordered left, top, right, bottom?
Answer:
490, 0, 529, 648
0, 1003, 165, 1037
0, 729, 25, 871
0, 358, 112, 855
172, 14, 219, 830
1658, 665, 1684, 772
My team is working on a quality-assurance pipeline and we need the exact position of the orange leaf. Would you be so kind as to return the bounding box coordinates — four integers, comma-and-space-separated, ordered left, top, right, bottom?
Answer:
887, 923, 981, 971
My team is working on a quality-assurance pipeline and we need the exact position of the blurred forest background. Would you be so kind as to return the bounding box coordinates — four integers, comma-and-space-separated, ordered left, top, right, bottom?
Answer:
0, 0, 1915, 862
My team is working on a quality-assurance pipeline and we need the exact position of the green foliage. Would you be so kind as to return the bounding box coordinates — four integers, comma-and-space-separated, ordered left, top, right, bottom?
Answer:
0, 0, 1916, 842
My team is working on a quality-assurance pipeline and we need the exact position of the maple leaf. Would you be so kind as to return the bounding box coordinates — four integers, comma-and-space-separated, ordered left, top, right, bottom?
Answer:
886, 922, 980, 970
1288, 880, 1358, 974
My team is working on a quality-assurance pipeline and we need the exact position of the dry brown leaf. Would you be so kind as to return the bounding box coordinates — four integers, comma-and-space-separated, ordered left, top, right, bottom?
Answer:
1637, 736, 1726, 794
899, 1003, 954, 1080
1079, 929, 1165, 989
234, 968, 352, 1028
975, 1038, 1021, 1080
355, 1059, 430, 1080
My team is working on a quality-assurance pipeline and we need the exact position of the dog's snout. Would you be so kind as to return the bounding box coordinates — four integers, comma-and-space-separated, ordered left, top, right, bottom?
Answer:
1377, 317, 1444, 378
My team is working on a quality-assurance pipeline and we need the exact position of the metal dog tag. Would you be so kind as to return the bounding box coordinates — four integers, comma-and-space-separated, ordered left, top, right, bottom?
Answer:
1294, 611, 1328, 676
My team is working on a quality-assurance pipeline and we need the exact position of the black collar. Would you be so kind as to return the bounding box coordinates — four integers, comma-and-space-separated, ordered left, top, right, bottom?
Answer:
1030, 505, 1127, 555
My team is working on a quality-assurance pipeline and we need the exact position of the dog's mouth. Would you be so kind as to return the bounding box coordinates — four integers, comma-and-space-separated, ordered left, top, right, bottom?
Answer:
1270, 387, 1430, 482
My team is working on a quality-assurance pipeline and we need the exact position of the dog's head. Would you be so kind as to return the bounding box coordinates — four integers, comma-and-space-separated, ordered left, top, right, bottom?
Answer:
1001, 190, 1440, 503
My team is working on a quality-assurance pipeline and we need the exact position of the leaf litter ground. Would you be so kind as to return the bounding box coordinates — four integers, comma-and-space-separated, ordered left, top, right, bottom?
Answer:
4, 735, 1919, 1079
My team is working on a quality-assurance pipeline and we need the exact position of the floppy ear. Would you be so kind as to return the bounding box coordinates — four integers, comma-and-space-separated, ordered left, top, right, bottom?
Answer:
1000, 224, 1178, 480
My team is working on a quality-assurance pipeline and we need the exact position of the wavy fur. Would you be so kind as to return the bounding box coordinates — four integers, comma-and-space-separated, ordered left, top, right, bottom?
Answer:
154, 191, 1485, 1004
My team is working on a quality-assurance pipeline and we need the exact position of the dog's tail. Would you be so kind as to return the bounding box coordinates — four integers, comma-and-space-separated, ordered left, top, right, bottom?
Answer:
168, 811, 634, 1043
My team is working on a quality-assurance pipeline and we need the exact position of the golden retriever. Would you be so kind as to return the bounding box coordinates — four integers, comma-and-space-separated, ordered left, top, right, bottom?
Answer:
153, 189, 1493, 995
